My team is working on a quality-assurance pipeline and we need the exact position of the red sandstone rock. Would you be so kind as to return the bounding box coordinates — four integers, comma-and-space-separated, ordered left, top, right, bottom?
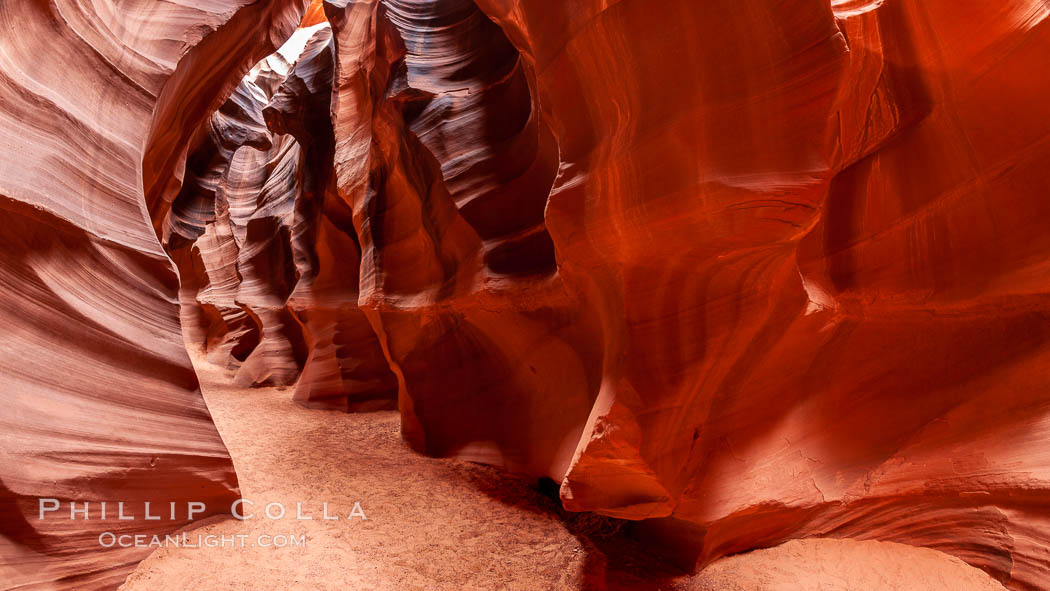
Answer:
323, 0, 1050, 588
0, 1, 306, 588
5, 0, 1050, 589
171, 15, 398, 407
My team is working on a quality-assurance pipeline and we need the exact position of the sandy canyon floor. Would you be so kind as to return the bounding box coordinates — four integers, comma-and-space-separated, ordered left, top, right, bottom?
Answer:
120, 352, 1006, 591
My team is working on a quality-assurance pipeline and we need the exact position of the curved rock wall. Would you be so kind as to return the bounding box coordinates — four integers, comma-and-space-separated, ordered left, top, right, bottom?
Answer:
322, 0, 1050, 588
465, 1, 1050, 588
168, 0, 1050, 587
5, 0, 1050, 589
0, 1, 306, 588
171, 15, 399, 410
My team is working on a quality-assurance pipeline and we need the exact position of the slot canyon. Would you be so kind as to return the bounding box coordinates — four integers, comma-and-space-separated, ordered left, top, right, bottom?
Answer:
2, 0, 1050, 589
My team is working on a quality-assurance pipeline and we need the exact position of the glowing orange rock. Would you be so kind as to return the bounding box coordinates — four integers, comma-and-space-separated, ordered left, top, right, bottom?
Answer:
322, 0, 1050, 587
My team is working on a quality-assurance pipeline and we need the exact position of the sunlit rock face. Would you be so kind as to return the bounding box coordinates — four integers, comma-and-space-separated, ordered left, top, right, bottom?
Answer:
322, 0, 1050, 588
5, 0, 1050, 588
323, 0, 597, 479
0, 1, 306, 588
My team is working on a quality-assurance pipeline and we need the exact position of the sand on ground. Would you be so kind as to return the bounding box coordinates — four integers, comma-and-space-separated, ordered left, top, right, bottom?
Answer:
120, 352, 1007, 591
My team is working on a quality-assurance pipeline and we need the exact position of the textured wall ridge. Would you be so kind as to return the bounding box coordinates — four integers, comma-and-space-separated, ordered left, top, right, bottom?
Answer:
4, 1, 1050, 589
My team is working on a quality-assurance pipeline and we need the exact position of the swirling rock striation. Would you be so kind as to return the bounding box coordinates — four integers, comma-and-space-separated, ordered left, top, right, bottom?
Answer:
319, 0, 1050, 588
317, 0, 600, 481
0, 0, 306, 588
172, 17, 397, 409
5, 0, 1050, 589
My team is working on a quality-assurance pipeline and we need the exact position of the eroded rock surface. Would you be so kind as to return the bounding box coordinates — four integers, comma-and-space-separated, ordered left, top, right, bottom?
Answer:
5, 0, 1050, 589
171, 16, 398, 411
320, 1, 1050, 588
0, 1, 305, 588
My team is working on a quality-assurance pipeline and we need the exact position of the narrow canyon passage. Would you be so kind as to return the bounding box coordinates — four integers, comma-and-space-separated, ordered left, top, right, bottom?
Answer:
119, 11, 1013, 587
118, 350, 1005, 590
5, 0, 1050, 588
118, 349, 672, 590
123, 2, 1050, 589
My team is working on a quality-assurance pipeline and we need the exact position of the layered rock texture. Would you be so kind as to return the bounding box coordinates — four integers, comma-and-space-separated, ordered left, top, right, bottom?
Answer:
168, 17, 398, 410
3, 0, 1050, 589
0, 1, 305, 588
